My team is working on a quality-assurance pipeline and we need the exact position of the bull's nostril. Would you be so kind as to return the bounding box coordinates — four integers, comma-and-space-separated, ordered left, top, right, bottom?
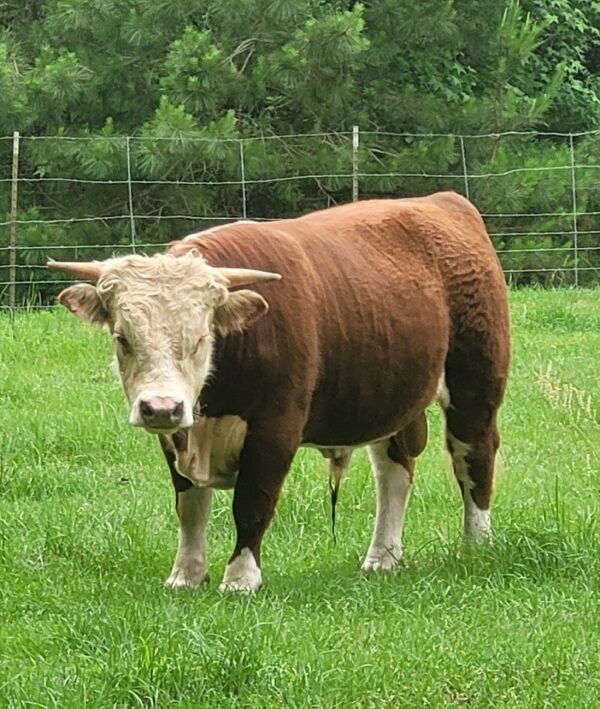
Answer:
140, 399, 155, 418
172, 401, 184, 420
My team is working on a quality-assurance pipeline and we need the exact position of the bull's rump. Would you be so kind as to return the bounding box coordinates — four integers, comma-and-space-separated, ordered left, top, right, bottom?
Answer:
182, 192, 507, 446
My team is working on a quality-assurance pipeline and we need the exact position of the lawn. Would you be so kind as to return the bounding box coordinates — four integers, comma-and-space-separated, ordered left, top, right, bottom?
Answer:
1, 289, 599, 707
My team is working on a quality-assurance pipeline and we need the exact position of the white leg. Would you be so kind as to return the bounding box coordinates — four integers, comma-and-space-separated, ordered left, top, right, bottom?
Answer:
362, 440, 412, 572
463, 487, 491, 539
447, 431, 491, 541
219, 547, 262, 593
165, 486, 212, 589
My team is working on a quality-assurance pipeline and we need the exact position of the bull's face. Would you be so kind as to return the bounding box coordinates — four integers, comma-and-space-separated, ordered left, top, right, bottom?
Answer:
50, 254, 280, 434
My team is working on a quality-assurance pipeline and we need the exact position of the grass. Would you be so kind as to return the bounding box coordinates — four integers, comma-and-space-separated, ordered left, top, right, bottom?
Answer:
1, 288, 600, 707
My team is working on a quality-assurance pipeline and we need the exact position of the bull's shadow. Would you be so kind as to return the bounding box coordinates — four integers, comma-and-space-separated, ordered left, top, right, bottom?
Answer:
243, 522, 597, 608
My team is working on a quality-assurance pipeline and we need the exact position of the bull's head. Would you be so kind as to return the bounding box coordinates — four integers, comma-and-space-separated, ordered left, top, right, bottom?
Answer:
49, 254, 281, 434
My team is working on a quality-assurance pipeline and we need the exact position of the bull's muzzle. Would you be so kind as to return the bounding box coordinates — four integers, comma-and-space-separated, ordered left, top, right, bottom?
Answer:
139, 396, 185, 432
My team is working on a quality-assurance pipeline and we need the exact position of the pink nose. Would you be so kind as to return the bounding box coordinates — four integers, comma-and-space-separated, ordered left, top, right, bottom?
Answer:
139, 397, 184, 429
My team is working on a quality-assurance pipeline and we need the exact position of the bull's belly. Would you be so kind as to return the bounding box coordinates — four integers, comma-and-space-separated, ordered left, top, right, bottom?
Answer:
302, 435, 393, 465
167, 371, 445, 489
302, 425, 403, 454
301, 355, 444, 448
167, 416, 397, 490
301, 397, 431, 449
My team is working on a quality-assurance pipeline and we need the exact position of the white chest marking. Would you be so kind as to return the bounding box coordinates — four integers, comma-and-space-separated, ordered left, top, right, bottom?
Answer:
436, 373, 451, 409
166, 416, 248, 489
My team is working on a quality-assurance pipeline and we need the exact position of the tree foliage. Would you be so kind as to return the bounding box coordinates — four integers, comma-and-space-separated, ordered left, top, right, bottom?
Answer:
0, 0, 598, 300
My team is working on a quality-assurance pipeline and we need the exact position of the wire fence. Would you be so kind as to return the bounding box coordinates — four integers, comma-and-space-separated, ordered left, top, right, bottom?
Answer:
1, 128, 599, 308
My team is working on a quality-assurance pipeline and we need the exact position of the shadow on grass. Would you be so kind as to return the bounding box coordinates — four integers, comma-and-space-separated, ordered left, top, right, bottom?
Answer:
260, 521, 600, 608
413, 523, 597, 583
7, 516, 596, 614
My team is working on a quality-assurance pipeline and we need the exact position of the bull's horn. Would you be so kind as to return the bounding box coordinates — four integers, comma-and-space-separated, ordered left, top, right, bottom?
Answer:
217, 267, 282, 288
47, 260, 102, 282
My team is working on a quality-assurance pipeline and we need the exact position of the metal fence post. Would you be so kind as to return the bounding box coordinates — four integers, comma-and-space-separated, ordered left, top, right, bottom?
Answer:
352, 125, 359, 202
126, 136, 136, 253
568, 133, 579, 287
459, 135, 470, 200
9, 131, 20, 310
239, 139, 247, 219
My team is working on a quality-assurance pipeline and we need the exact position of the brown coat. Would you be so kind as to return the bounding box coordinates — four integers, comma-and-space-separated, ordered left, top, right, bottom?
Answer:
167, 191, 510, 571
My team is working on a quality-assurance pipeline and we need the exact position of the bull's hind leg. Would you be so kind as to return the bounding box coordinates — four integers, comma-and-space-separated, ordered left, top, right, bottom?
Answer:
442, 376, 503, 541
362, 413, 427, 572
440, 254, 510, 541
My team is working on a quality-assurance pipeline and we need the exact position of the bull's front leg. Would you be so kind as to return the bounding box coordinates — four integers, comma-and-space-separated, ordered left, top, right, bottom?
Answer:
161, 442, 212, 589
166, 485, 212, 589
219, 430, 296, 593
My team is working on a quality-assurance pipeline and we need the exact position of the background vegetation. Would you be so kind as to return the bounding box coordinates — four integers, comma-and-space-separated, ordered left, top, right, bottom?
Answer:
1, 0, 599, 301
1, 289, 599, 705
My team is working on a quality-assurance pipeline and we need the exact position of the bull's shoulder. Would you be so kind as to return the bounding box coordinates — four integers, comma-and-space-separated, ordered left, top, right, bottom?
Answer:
167, 220, 305, 265
167, 221, 258, 257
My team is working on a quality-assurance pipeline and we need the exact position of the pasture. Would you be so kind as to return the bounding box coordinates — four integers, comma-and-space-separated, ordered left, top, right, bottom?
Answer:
0, 288, 599, 707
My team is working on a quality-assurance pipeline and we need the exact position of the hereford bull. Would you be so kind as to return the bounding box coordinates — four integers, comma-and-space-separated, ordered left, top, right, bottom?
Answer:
49, 191, 510, 592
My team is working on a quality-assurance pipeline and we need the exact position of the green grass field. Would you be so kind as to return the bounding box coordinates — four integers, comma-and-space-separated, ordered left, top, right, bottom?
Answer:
1, 289, 599, 707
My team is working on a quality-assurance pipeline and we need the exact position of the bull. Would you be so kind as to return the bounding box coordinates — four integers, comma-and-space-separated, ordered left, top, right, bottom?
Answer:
49, 192, 510, 592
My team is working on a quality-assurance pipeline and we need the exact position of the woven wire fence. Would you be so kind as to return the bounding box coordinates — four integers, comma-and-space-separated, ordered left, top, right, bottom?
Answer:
1, 128, 599, 309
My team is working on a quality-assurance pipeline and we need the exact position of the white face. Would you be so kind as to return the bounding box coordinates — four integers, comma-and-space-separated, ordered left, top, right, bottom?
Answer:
112, 301, 216, 432
56, 254, 271, 435
102, 257, 228, 434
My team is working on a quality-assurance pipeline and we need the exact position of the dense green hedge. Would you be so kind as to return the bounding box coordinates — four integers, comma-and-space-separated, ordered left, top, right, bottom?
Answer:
1, 0, 599, 302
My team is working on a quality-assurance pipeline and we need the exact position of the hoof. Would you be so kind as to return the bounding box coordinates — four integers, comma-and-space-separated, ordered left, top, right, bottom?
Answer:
164, 567, 207, 590
361, 545, 402, 572
219, 548, 262, 593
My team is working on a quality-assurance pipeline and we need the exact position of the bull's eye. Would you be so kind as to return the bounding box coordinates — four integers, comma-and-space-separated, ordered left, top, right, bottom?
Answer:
193, 332, 209, 355
114, 333, 130, 352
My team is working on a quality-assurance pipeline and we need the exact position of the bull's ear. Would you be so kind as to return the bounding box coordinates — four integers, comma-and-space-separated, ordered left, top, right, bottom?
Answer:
213, 289, 268, 336
57, 284, 109, 326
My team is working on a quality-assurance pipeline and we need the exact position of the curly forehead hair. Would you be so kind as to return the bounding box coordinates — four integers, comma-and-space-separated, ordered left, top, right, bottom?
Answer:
96, 253, 228, 312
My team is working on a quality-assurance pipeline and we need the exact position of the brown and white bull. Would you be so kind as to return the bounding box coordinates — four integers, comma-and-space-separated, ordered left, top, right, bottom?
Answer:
49, 192, 510, 592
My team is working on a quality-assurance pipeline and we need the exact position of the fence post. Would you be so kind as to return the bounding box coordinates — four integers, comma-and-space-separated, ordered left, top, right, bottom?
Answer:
239, 139, 247, 219
459, 135, 470, 200
9, 131, 19, 310
352, 125, 359, 202
568, 133, 579, 287
126, 136, 136, 253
